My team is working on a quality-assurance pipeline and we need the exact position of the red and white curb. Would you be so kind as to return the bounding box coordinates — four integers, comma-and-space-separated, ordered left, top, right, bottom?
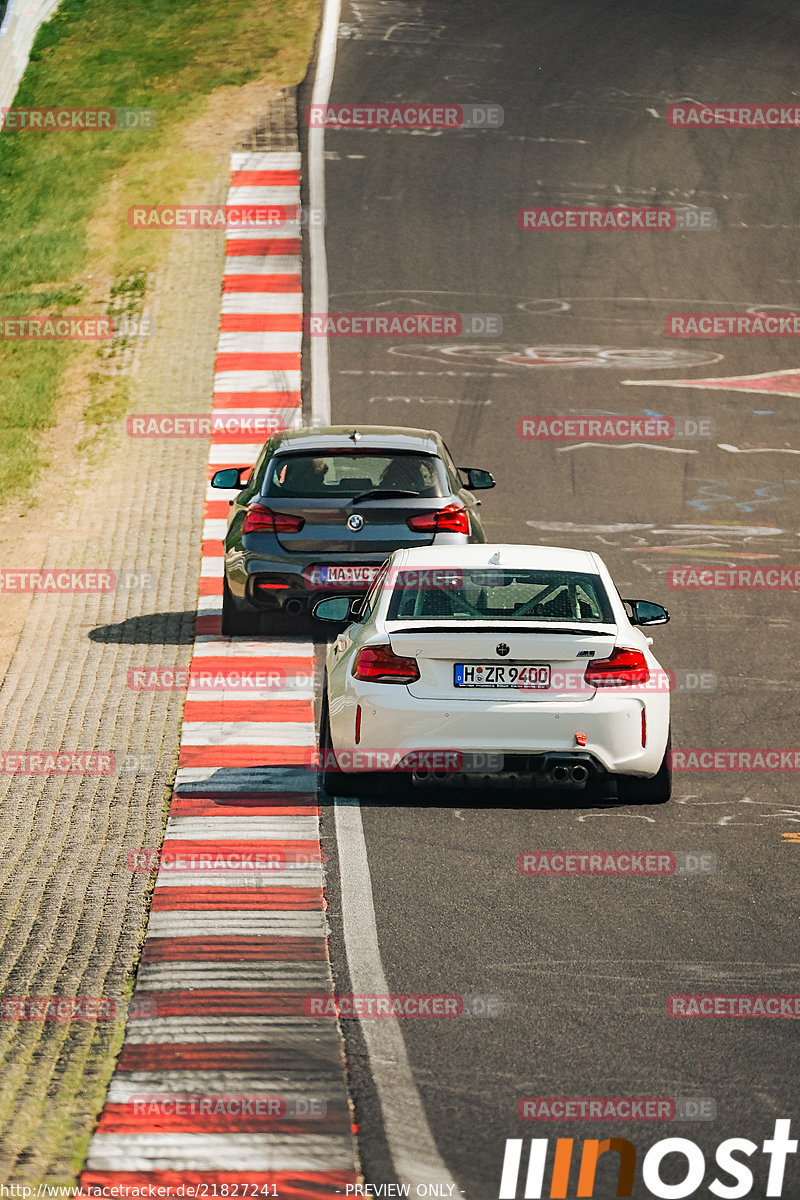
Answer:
80, 152, 358, 1197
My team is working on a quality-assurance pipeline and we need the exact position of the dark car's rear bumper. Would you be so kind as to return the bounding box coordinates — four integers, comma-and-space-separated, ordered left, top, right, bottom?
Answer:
225, 544, 489, 619
224, 530, 480, 615
225, 553, 390, 615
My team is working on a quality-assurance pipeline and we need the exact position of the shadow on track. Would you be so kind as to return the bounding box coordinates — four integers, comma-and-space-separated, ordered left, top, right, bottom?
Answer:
172, 762, 660, 813
89, 611, 198, 644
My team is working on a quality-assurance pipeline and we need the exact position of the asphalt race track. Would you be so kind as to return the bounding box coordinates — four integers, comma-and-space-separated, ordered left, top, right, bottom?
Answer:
299, 1, 800, 1196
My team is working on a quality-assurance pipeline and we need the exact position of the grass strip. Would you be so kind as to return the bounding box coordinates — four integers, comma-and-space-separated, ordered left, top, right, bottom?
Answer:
0, 0, 317, 501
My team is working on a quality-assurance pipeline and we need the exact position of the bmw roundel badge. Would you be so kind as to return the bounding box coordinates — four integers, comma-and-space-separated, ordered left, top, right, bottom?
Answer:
496, 643, 510, 657
347, 513, 365, 531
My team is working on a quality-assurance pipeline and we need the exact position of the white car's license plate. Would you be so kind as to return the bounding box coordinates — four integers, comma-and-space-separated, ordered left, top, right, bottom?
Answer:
319, 565, 379, 585
454, 663, 551, 688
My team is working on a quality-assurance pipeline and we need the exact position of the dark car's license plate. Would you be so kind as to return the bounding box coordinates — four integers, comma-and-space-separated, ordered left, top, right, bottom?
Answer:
319, 565, 380, 585
454, 663, 551, 688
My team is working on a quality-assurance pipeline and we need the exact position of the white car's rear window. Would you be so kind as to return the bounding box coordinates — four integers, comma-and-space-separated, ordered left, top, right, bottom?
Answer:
386, 568, 613, 623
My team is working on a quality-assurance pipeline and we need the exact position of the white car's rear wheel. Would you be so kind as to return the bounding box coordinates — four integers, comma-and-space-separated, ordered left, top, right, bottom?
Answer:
318, 692, 355, 797
616, 730, 672, 804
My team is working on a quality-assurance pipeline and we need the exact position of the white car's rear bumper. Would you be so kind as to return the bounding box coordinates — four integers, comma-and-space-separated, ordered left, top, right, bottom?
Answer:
330, 686, 669, 778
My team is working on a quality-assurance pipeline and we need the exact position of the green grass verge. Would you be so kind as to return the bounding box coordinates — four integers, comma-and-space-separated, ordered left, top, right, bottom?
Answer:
0, 0, 318, 501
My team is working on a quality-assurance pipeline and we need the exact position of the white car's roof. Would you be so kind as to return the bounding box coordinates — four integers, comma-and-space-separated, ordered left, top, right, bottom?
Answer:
392, 543, 603, 573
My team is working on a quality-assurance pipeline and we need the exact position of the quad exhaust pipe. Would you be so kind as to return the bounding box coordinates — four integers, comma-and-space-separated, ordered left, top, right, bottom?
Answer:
411, 762, 591, 788
548, 763, 590, 786
412, 767, 454, 785
285, 598, 304, 615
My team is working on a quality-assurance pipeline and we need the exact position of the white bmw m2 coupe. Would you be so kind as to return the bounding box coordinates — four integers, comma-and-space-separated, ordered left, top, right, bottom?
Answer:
314, 544, 671, 802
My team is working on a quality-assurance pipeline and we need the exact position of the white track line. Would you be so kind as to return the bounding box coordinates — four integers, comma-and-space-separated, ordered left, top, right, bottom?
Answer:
135, 963, 330, 989
146, 911, 325, 937
309, 0, 457, 1184
308, 0, 342, 427
231, 151, 301, 170
333, 801, 458, 1188
110, 1070, 342, 1095
178, 722, 316, 747
163, 815, 319, 839
86, 1134, 354, 1172
222, 293, 304, 314
123, 1017, 339, 1042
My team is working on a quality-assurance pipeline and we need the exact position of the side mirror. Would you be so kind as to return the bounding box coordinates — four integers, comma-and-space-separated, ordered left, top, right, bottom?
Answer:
312, 595, 363, 623
624, 599, 670, 627
211, 467, 248, 490
460, 467, 495, 491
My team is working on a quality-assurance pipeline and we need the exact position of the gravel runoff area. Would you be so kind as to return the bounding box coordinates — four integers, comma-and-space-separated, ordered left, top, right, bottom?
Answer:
0, 152, 225, 1184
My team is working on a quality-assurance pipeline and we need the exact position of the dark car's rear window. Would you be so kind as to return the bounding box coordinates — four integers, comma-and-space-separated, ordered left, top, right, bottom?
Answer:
261, 452, 448, 499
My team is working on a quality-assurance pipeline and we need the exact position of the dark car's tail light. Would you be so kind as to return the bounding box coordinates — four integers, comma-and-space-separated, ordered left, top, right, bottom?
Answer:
353, 644, 420, 683
243, 504, 305, 534
406, 504, 469, 535
584, 647, 650, 687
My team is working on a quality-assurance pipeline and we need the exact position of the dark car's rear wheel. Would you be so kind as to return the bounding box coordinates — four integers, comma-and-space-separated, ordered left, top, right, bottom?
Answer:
616, 730, 672, 804
221, 576, 260, 636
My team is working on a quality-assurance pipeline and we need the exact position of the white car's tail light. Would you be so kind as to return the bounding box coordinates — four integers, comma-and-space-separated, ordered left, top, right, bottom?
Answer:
353, 644, 420, 683
584, 646, 650, 687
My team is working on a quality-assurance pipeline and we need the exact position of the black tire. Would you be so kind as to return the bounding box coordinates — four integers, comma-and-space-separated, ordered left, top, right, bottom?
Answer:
319, 692, 356, 797
616, 731, 672, 804
221, 576, 260, 636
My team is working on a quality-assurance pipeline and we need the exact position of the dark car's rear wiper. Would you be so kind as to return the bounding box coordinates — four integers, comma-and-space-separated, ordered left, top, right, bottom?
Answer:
350, 488, 421, 503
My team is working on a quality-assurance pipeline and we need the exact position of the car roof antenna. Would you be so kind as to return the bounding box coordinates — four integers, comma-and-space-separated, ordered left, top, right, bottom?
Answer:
489, 550, 503, 564
349, 429, 361, 442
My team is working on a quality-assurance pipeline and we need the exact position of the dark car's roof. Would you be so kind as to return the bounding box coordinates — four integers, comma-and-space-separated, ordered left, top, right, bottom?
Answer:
267, 425, 443, 457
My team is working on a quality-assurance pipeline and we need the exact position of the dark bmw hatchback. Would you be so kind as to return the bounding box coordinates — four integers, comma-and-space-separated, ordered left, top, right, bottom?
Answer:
211, 425, 495, 633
